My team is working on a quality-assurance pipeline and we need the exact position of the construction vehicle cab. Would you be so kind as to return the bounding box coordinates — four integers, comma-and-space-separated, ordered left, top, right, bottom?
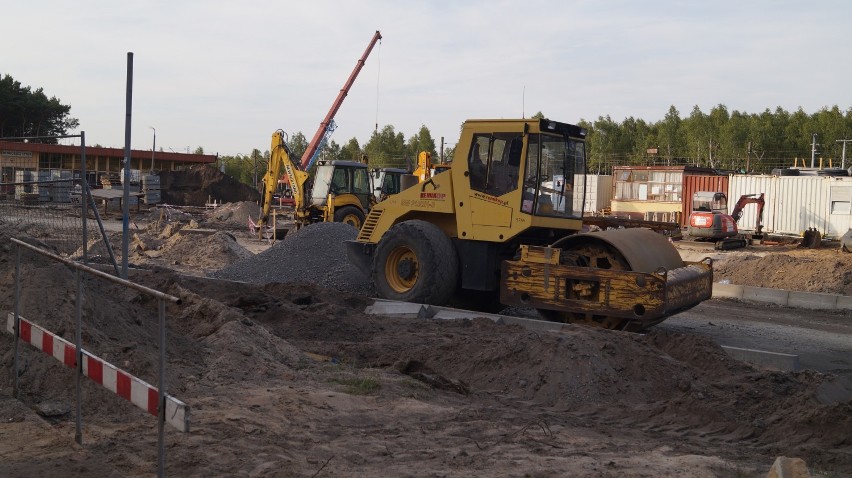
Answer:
310, 159, 374, 226
688, 191, 737, 240
371, 167, 409, 202
346, 119, 713, 331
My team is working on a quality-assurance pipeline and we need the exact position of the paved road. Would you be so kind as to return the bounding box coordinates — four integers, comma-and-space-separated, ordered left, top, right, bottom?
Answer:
661, 298, 852, 398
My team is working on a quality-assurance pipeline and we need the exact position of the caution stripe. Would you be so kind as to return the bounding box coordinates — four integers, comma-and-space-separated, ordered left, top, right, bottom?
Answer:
7, 313, 189, 432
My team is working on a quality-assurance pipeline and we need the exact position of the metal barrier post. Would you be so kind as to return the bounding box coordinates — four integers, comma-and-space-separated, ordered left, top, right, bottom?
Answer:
13, 245, 21, 398
157, 298, 166, 478
75, 268, 83, 445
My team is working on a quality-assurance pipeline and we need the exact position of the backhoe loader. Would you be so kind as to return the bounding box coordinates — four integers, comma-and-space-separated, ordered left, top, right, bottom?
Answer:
258, 130, 375, 234
346, 118, 713, 331
258, 131, 411, 234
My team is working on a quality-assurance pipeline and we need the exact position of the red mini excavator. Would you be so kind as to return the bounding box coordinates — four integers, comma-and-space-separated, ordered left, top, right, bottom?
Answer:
687, 192, 765, 250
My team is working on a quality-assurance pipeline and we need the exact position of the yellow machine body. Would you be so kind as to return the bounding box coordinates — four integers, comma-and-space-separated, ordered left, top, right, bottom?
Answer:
347, 119, 713, 330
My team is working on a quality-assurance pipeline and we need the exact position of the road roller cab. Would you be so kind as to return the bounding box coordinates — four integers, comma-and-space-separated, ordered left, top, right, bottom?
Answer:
346, 118, 713, 331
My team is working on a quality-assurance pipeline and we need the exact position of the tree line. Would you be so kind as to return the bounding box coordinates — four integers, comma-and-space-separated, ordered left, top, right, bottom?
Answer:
0, 74, 79, 139
225, 104, 852, 187
578, 104, 852, 174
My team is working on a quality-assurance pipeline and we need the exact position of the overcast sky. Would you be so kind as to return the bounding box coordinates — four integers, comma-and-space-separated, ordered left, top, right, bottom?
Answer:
4, 1, 851, 157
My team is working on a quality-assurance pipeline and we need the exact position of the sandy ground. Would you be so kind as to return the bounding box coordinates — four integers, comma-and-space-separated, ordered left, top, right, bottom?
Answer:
0, 205, 850, 477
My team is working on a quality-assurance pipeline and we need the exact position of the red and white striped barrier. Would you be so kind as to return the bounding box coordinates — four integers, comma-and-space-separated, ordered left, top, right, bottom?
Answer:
7, 313, 190, 432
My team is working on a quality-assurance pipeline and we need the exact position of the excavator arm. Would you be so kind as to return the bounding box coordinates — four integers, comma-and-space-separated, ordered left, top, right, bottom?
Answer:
730, 193, 765, 232
258, 130, 310, 237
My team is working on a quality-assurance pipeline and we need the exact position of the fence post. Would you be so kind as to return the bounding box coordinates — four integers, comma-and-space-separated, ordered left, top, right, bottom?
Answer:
81, 131, 88, 264
158, 298, 166, 477
13, 245, 21, 399
75, 268, 83, 445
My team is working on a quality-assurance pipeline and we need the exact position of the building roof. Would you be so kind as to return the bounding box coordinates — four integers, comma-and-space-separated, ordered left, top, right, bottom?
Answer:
0, 140, 216, 164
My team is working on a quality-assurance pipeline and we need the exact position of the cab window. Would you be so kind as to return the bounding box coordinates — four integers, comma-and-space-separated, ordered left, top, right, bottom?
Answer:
467, 133, 522, 197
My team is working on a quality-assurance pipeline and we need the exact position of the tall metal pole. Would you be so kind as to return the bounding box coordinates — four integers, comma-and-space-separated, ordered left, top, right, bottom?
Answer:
122, 52, 134, 279
810, 133, 817, 169
150, 127, 156, 171
80, 131, 88, 264
837, 139, 850, 169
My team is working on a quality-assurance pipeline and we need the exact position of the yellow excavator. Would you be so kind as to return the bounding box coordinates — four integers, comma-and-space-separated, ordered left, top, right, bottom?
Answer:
258, 130, 376, 234
346, 118, 713, 331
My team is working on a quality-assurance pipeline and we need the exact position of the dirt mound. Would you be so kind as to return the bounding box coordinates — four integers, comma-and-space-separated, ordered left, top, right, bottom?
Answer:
713, 249, 852, 295
2, 222, 851, 476
159, 165, 260, 206
202, 201, 260, 229
83, 220, 254, 274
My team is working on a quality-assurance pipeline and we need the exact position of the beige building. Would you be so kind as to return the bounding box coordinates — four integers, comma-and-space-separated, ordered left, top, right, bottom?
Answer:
0, 140, 216, 186
610, 165, 723, 224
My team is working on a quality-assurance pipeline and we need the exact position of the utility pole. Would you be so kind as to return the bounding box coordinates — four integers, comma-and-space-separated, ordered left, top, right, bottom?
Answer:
810, 133, 819, 169
837, 139, 851, 169
746, 141, 752, 172
149, 126, 156, 171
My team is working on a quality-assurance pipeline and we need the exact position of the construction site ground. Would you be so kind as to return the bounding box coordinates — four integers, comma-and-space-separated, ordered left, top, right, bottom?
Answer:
1, 201, 850, 477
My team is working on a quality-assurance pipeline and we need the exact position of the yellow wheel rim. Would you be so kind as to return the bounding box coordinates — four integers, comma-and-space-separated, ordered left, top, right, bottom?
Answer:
341, 213, 362, 228
385, 246, 418, 293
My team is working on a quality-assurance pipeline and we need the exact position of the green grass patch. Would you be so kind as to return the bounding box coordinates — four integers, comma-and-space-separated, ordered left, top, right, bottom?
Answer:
330, 376, 381, 395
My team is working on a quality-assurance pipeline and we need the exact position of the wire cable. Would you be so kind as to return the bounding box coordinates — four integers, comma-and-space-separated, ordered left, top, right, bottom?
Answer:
375, 36, 382, 135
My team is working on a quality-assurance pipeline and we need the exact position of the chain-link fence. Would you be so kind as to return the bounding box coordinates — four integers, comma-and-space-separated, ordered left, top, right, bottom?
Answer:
0, 179, 117, 265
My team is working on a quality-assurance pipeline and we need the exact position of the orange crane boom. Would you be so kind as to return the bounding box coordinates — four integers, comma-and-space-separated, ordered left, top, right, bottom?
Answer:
300, 30, 382, 169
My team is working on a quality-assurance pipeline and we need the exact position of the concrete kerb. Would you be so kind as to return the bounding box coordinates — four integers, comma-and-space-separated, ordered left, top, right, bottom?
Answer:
714, 283, 852, 311
712, 283, 744, 300
742, 287, 790, 306
721, 345, 801, 372
366, 300, 568, 333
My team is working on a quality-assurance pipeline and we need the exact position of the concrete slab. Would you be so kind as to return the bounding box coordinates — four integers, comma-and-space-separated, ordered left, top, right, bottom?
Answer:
495, 315, 569, 333
430, 308, 568, 333
742, 286, 789, 306
837, 295, 852, 311
788, 291, 838, 310
712, 283, 744, 300
431, 309, 499, 321
365, 300, 569, 333
364, 301, 425, 318
721, 345, 800, 371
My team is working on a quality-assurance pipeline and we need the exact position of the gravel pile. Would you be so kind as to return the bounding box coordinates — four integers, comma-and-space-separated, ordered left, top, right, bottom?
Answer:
211, 222, 375, 296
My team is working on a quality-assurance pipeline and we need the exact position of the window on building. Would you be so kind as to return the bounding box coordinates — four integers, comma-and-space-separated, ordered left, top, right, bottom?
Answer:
830, 187, 852, 214
614, 169, 682, 201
